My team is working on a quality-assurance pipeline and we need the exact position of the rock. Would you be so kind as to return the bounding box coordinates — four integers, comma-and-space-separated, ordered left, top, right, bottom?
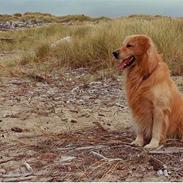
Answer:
0, 20, 43, 31
62, 118, 68, 122
157, 169, 164, 176
11, 127, 23, 133
157, 169, 169, 177
79, 112, 90, 118
69, 108, 78, 113
60, 156, 76, 163
3, 111, 19, 118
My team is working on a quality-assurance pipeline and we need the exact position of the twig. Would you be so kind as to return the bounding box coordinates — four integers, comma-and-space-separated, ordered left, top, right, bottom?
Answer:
57, 147, 75, 151
57, 145, 106, 151
149, 147, 183, 154
76, 145, 106, 150
90, 151, 108, 160
1, 172, 32, 178
23, 162, 33, 173
90, 151, 123, 162
0, 158, 15, 164
3, 176, 34, 182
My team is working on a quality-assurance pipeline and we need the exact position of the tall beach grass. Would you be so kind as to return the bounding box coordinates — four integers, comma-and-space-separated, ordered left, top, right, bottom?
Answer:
1, 15, 183, 75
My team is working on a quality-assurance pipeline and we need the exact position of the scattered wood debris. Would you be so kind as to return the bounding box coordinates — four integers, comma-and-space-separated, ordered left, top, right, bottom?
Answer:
1, 127, 183, 181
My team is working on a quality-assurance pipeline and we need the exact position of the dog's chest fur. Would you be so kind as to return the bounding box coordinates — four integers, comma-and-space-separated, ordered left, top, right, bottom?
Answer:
124, 68, 154, 125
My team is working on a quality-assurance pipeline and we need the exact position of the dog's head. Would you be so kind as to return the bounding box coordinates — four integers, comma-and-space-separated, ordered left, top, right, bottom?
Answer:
113, 35, 156, 72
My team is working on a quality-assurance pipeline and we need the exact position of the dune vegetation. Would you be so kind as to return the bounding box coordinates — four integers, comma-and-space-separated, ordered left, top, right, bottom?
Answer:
0, 12, 110, 23
1, 14, 183, 76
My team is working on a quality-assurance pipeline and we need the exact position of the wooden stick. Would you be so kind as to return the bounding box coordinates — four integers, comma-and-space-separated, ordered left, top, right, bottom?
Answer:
149, 147, 183, 154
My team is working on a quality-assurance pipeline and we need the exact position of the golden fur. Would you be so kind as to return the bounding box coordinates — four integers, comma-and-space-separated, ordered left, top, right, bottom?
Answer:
115, 35, 183, 149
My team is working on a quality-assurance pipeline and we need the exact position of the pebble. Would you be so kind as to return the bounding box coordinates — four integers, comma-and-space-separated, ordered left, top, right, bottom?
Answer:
164, 170, 169, 177
0, 169, 6, 174
157, 169, 164, 176
70, 119, 78, 123
157, 169, 169, 177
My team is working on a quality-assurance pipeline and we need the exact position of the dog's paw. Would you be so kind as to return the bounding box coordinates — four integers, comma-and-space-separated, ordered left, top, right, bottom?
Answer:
144, 142, 159, 149
131, 139, 144, 147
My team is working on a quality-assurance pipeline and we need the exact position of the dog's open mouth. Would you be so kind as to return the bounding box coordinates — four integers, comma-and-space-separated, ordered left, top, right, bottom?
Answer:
117, 56, 135, 71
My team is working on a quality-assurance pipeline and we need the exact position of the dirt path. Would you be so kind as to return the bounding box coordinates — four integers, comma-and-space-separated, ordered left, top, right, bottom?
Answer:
0, 68, 183, 181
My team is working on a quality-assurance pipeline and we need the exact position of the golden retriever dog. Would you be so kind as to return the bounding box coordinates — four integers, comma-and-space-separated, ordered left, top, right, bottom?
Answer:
113, 34, 183, 149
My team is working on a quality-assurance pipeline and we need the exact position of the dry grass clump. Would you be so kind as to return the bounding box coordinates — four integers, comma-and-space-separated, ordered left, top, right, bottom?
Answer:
0, 24, 71, 51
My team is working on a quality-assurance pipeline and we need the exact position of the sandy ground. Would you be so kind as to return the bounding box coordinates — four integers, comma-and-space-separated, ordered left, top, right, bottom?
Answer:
1, 68, 183, 181
0, 68, 132, 135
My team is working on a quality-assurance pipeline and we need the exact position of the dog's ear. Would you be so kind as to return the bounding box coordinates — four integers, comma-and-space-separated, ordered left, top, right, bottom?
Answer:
140, 39, 159, 78
135, 36, 151, 56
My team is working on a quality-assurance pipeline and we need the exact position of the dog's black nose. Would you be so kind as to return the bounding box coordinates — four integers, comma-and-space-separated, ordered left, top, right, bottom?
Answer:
112, 50, 120, 59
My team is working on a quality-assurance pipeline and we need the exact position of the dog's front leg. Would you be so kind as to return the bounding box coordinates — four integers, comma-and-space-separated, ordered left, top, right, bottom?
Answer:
144, 107, 166, 149
131, 129, 144, 146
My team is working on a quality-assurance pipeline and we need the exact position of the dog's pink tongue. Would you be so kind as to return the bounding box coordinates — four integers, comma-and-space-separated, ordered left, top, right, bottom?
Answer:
117, 61, 126, 71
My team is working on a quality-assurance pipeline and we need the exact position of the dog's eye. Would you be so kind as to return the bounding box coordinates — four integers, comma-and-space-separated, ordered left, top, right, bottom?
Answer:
126, 44, 133, 48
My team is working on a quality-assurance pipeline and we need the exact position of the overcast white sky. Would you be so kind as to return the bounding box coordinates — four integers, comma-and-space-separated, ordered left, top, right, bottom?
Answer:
0, 0, 183, 17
